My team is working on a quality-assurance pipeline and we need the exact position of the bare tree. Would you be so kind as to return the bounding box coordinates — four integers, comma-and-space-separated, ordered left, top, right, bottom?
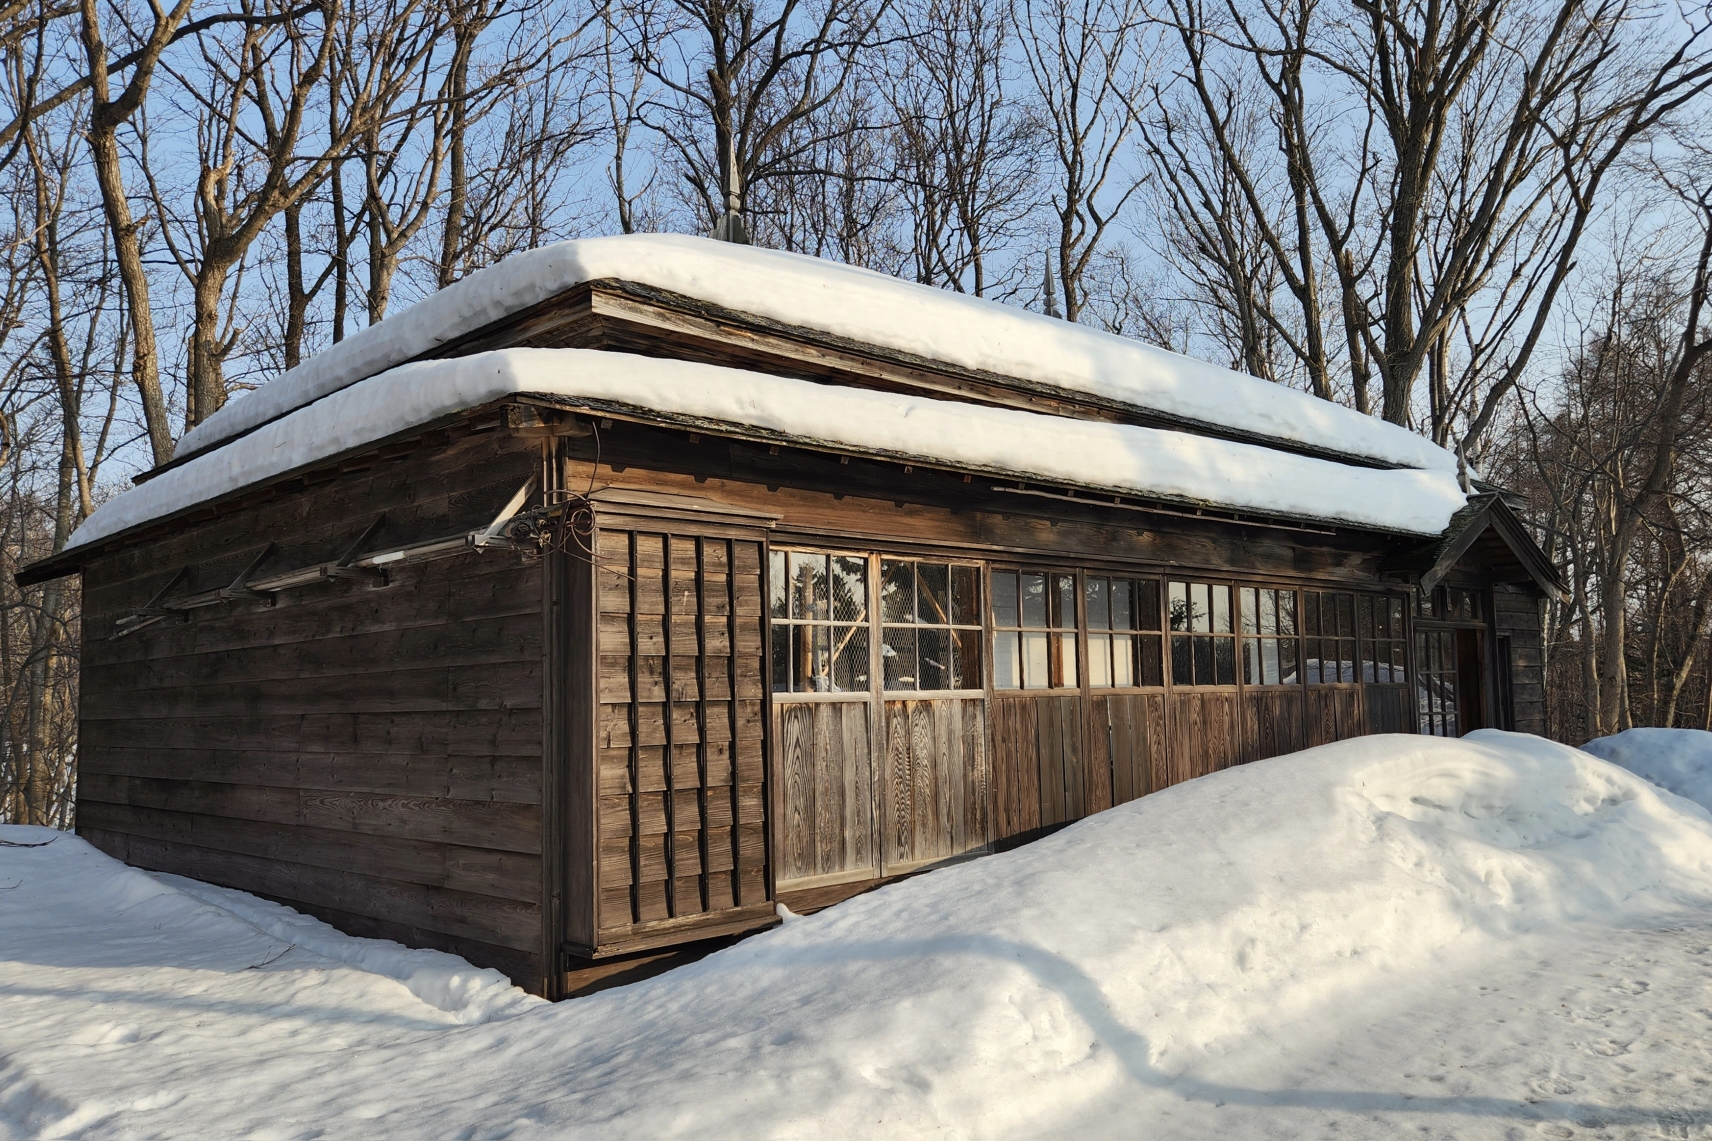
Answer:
1015, 0, 1151, 322
888, 0, 1038, 295
1143, 0, 1712, 448
638, 0, 892, 240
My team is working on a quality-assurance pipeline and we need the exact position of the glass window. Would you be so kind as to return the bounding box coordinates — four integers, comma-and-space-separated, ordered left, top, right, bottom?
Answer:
1359, 595, 1410, 684
1240, 587, 1299, 685
880, 559, 981, 691
769, 549, 870, 693
992, 569, 1078, 689
1086, 576, 1163, 688
1302, 590, 1359, 683
1168, 579, 1236, 686
1416, 628, 1458, 735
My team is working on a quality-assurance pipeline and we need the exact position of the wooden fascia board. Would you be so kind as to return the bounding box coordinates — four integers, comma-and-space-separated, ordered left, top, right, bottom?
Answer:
13, 403, 517, 587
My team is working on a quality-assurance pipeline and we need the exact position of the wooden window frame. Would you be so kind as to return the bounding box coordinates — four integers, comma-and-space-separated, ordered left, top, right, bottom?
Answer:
878, 556, 984, 697
990, 566, 1082, 692
768, 546, 874, 699
1084, 573, 1166, 691
1238, 585, 1301, 688
1167, 578, 1239, 688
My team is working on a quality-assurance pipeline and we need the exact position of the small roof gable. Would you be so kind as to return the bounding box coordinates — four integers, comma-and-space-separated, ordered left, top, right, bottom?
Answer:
1384, 493, 1566, 599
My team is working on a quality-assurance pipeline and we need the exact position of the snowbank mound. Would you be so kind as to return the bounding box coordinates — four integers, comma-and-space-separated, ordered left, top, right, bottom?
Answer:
5, 731, 1712, 1137
1582, 727, 1712, 813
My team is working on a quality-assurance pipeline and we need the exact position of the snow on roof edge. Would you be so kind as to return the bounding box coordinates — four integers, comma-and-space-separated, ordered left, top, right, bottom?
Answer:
69, 349, 1468, 557
174, 234, 1456, 475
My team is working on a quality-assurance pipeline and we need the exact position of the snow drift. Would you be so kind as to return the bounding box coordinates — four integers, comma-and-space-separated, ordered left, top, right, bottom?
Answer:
1582, 727, 1712, 813
65, 348, 1470, 554
174, 233, 1455, 475
6, 731, 1712, 1138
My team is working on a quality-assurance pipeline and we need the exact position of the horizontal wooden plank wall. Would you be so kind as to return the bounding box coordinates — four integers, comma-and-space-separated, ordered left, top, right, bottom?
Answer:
77, 429, 550, 988
593, 526, 769, 952
775, 700, 875, 886
1493, 587, 1545, 734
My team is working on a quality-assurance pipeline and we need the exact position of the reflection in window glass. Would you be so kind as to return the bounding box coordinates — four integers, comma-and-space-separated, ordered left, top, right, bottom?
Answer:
1240, 587, 1299, 685
880, 559, 981, 692
992, 569, 1078, 689
1086, 576, 1163, 688
768, 550, 869, 693
1169, 579, 1235, 685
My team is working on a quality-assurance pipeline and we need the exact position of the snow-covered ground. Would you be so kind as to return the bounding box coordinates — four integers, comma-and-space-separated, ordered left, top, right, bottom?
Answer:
6, 730, 1712, 1139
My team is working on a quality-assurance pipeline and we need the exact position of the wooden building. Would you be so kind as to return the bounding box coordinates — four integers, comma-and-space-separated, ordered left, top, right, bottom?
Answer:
20, 235, 1564, 999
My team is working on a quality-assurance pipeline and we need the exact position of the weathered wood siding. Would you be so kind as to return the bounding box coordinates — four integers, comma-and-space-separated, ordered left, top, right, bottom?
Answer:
77, 429, 549, 988
592, 525, 770, 951
881, 697, 987, 870
775, 700, 875, 886
1493, 586, 1545, 734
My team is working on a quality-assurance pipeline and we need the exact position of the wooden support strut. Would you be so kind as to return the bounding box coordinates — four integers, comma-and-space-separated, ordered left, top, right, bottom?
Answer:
110, 478, 541, 637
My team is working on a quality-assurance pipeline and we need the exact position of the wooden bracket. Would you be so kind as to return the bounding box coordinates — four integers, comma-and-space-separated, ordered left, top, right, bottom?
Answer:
325, 515, 390, 583
114, 566, 193, 636
219, 543, 278, 604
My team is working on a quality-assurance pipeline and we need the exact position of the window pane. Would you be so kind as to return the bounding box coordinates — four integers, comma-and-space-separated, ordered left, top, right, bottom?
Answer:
916, 563, 951, 625
1261, 590, 1278, 637
1193, 635, 1214, 684
1056, 633, 1078, 687
1304, 591, 1321, 637
994, 631, 1021, 689
883, 627, 917, 689
790, 551, 828, 619
1086, 577, 1111, 631
951, 565, 979, 626
771, 623, 790, 691
1052, 575, 1076, 629
1022, 631, 1050, 689
993, 571, 1019, 628
880, 560, 913, 623
1113, 633, 1135, 687
1358, 593, 1374, 642
1280, 638, 1298, 684
1278, 591, 1296, 636
1021, 573, 1048, 628
1214, 637, 1235, 685
1139, 634, 1162, 686
1089, 632, 1112, 687
1390, 597, 1405, 632
1392, 641, 1407, 682
1171, 635, 1193, 685
832, 556, 867, 622
769, 550, 788, 618
1137, 580, 1160, 631
1240, 588, 1259, 635
1242, 638, 1260, 685
1212, 586, 1229, 634
1341, 640, 1357, 683
1336, 594, 1353, 638
1190, 583, 1211, 632
1373, 595, 1389, 640
832, 624, 869, 691
1113, 579, 1135, 631
1168, 581, 1189, 631
918, 627, 950, 689
809, 624, 833, 690
952, 627, 980, 690
1263, 638, 1281, 685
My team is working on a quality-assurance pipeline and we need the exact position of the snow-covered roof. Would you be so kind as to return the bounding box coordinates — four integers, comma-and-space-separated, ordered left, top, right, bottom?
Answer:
174, 234, 1456, 475
67, 348, 1468, 555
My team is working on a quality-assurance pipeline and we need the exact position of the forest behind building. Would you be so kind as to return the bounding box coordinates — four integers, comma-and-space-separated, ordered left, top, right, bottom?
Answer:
2, 0, 1711, 825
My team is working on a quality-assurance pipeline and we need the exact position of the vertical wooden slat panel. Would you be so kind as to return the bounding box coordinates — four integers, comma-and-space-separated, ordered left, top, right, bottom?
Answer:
844, 703, 873, 872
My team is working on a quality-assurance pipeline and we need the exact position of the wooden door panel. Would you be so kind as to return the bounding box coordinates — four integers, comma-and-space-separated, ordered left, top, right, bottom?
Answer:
1166, 692, 1240, 783
1242, 688, 1305, 764
775, 701, 875, 888
882, 698, 987, 870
